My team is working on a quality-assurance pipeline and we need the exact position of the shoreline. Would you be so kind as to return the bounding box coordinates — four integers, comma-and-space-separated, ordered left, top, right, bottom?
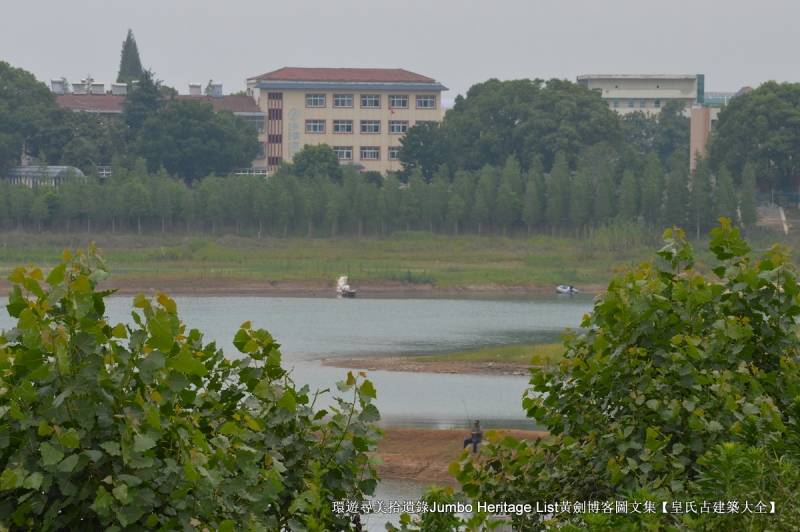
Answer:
377, 428, 544, 484
324, 356, 533, 376
0, 276, 604, 298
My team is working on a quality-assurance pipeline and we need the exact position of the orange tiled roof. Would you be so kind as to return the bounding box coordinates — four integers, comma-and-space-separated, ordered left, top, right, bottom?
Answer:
249, 67, 437, 84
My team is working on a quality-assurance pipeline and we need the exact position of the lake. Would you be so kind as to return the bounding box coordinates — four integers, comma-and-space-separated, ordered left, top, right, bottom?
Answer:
0, 294, 592, 427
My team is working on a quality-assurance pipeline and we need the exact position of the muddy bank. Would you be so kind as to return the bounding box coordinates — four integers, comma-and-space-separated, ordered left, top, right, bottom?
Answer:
0, 276, 604, 298
377, 428, 545, 484
325, 356, 532, 376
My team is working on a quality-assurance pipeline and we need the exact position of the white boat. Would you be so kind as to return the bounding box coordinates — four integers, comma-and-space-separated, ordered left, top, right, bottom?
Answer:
336, 276, 357, 298
555, 284, 579, 295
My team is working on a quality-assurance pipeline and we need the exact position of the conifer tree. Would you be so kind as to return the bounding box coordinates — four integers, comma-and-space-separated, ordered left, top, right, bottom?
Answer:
715, 166, 738, 223
495, 176, 516, 235
740, 162, 759, 228
691, 157, 714, 238
117, 29, 144, 84
618, 170, 639, 221
545, 152, 570, 230
569, 168, 592, 231
640, 153, 663, 225
663, 154, 689, 229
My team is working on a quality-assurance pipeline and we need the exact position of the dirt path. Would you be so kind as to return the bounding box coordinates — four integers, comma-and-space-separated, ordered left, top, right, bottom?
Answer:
377, 428, 545, 484
325, 356, 532, 376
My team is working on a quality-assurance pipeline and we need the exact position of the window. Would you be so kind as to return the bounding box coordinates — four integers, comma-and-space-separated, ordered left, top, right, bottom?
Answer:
360, 94, 380, 108
267, 156, 282, 166
333, 94, 353, 108
242, 115, 265, 133
333, 146, 352, 160
416, 95, 436, 109
639, 100, 646, 108
612, 100, 619, 108
654, 99, 661, 108
360, 146, 380, 160
305, 119, 325, 133
360, 120, 381, 134
627, 100, 635, 108
267, 92, 283, 100
268, 108, 282, 119
305, 93, 326, 108
415, 120, 437, 127
389, 95, 408, 108
388, 120, 409, 134
268, 134, 282, 144
333, 120, 353, 133
388, 146, 401, 160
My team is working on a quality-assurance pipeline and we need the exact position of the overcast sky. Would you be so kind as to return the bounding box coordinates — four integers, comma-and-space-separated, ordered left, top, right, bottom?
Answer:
2, 0, 798, 102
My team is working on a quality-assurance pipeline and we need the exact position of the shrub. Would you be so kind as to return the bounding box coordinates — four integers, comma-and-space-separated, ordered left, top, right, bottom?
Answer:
0, 246, 380, 530
402, 220, 800, 530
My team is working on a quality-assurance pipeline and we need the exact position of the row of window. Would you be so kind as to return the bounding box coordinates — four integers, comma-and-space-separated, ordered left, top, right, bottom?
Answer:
305, 119, 415, 134
305, 93, 436, 109
611, 99, 663, 109
333, 146, 401, 161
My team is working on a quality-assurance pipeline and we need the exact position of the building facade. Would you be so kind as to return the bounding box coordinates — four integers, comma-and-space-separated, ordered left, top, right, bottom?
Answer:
246, 67, 448, 174
577, 74, 704, 116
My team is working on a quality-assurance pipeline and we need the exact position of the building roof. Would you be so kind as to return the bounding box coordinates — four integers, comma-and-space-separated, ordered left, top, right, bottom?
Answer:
6, 165, 85, 179
56, 94, 125, 113
248, 67, 438, 83
57, 94, 263, 115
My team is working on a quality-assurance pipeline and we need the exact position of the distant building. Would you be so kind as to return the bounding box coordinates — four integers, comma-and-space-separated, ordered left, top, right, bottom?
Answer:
245, 67, 448, 174
4, 165, 85, 187
577, 74, 704, 116
53, 80, 266, 174
688, 86, 752, 171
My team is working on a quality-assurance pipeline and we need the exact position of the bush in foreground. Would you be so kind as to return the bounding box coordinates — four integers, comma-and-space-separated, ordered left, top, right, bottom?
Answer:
395, 220, 800, 531
0, 246, 380, 530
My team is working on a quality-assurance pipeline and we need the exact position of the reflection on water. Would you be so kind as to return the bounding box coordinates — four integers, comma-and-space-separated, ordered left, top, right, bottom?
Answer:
0, 295, 592, 425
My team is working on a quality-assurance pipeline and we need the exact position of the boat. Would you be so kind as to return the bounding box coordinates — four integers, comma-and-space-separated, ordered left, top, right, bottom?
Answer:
555, 284, 579, 295
336, 276, 357, 298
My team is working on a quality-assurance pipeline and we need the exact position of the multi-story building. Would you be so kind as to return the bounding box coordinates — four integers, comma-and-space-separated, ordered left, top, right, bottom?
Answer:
246, 67, 448, 174
576, 74, 704, 116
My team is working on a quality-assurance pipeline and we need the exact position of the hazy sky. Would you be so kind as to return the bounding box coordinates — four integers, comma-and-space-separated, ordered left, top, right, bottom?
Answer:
2, 0, 798, 102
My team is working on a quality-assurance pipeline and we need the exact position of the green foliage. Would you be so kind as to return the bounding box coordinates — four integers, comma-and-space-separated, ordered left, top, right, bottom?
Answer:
710, 81, 800, 190
0, 247, 380, 529
740, 162, 758, 228
117, 29, 144, 84
134, 100, 259, 180
123, 70, 162, 134
444, 220, 800, 529
289, 144, 343, 182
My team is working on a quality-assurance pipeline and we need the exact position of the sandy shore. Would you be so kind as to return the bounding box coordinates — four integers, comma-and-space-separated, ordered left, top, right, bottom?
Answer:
0, 276, 604, 298
377, 428, 545, 484
324, 356, 532, 376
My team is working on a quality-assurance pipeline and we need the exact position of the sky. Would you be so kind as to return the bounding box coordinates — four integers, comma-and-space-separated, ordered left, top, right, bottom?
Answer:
2, 0, 799, 104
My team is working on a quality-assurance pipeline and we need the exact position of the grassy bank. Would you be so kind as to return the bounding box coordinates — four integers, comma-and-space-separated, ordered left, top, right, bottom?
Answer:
0, 227, 793, 292
416, 342, 564, 366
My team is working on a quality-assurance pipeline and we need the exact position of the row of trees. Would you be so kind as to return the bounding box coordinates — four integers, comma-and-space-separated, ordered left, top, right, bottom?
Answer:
0, 147, 757, 237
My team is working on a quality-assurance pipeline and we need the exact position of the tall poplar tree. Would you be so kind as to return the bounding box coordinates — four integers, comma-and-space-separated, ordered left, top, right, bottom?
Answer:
618, 170, 639, 221
739, 162, 759, 228
545, 152, 570, 230
117, 29, 144, 84
714, 166, 738, 223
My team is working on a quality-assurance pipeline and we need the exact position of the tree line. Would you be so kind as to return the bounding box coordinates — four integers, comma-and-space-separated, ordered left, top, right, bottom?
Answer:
0, 146, 757, 238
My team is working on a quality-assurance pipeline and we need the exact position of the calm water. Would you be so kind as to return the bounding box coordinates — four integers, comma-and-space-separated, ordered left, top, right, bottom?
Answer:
1, 294, 592, 531
0, 295, 592, 427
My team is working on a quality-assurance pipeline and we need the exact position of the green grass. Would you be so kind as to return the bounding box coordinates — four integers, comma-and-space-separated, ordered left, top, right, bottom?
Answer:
416, 342, 565, 366
0, 226, 796, 289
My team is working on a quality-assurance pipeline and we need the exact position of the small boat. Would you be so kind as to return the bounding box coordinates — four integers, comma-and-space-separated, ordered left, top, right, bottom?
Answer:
336, 276, 357, 298
555, 284, 579, 295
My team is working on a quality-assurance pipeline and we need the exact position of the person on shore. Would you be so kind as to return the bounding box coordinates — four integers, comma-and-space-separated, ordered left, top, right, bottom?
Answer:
463, 420, 483, 453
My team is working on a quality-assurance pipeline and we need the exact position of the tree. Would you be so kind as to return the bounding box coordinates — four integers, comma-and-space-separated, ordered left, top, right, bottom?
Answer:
569, 167, 592, 231
521, 158, 546, 233
710, 82, 800, 191
654, 100, 690, 163
740, 162, 759, 228
640, 153, 663, 225
398, 121, 447, 180
690, 157, 714, 238
290, 144, 343, 182
715, 166, 738, 223
135, 100, 259, 180
494, 175, 516, 235
545, 153, 570, 229
0, 61, 58, 171
663, 153, 689, 228
117, 29, 144, 84
29, 193, 50, 231
123, 70, 162, 134
0, 249, 380, 530
436, 221, 800, 530
618, 170, 639, 221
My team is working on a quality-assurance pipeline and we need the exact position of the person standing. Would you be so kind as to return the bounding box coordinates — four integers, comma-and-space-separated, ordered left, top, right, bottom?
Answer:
463, 420, 483, 453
